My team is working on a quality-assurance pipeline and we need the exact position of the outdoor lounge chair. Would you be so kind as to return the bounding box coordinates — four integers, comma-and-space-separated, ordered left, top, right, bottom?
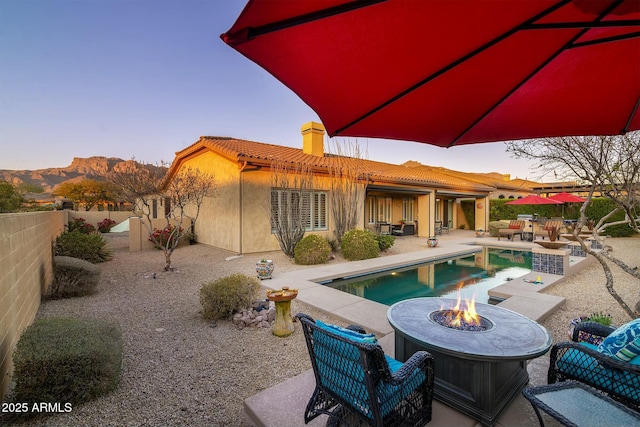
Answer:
548, 320, 640, 411
498, 220, 525, 240
297, 313, 435, 427
392, 223, 405, 237
533, 220, 563, 240
379, 223, 391, 235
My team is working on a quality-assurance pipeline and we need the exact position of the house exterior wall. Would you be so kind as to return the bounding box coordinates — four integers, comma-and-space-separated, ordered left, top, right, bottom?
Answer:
173, 152, 362, 254
181, 152, 242, 253
240, 169, 280, 253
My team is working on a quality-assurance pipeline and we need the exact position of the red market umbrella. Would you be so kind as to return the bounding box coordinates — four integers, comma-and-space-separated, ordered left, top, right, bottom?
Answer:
548, 192, 587, 203
221, 0, 640, 147
506, 195, 563, 205
549, 191, 587, 216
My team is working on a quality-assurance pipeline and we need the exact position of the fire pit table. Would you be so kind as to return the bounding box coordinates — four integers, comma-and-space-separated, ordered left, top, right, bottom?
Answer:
388, 297, 552, 427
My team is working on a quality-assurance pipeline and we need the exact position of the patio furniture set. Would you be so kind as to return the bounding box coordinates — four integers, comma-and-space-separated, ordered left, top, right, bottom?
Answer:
295, 310, 640, 427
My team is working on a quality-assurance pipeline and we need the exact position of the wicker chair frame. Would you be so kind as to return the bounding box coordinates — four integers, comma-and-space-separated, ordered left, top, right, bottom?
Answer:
297, 313, 434, 427
548, 321, 640, 411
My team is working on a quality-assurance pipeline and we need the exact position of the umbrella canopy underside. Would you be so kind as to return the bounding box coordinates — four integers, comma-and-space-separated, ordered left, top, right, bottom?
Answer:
222, 0, 640, 147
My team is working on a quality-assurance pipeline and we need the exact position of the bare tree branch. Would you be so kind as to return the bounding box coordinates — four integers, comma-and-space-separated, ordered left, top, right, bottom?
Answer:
507, 132, 640, 318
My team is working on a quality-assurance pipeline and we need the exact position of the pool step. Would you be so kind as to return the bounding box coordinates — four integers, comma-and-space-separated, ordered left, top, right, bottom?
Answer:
494, 288, 565, 322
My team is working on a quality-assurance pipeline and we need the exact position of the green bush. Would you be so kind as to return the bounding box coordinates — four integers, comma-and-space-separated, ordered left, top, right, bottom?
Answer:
374, 233, 395, 251
54, 231, 113, 263
341, 229, 379, 261
48, 256, 101, 299
294, 234, 332, 265
200, 274, 261, 321
12, 318, 122, 407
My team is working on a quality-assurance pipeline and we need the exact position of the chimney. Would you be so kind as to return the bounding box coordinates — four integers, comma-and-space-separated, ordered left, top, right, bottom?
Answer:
503, 174, 511, 181
301, 121, 325, 157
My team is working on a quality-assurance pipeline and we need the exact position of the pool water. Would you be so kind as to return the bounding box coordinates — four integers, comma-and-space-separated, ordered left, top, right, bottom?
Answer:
325, 247, 531, 305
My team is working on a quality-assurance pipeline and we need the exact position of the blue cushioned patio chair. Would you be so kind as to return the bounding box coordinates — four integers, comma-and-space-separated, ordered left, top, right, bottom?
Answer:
548, 321, 640, 411
297, 313, 434, 427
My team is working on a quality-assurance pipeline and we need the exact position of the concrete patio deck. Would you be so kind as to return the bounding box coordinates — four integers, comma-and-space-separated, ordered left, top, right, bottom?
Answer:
244, 230, 595, 427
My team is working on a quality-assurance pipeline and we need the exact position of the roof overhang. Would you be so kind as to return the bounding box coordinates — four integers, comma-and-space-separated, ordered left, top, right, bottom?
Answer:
366, 184, 432, 195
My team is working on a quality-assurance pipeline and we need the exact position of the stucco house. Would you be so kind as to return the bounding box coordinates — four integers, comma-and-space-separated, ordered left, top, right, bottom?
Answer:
162, 122, 494, 254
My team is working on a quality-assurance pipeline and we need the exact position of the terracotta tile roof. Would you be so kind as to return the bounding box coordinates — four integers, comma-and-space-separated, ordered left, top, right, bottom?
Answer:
171, 136, 495, 193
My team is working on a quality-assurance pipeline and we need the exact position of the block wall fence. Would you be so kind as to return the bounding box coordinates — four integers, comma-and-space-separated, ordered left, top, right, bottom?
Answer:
0, 210, 131, 401
0, 211, 66, 400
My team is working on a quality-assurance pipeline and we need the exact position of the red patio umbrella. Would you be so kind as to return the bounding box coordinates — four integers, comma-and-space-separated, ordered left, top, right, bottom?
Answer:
548, 192, 587, 203
221, 0, 640, 147
506, 195, 563, 205
549, 191, 587, 216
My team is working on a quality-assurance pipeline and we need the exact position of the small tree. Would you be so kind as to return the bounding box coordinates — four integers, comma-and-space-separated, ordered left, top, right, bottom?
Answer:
507, 132, 640, 317
270, 159, 314, 257
0, 180, 23, 212
53, 179, 120, 211
108, 160, 216, 271
327, 139, 368, 243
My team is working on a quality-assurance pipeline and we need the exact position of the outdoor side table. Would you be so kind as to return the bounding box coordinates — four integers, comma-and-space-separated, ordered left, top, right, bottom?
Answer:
522, 381, 640, 427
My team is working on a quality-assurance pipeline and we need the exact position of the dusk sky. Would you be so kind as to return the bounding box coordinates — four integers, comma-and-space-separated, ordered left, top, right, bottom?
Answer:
1, 0, 539, 179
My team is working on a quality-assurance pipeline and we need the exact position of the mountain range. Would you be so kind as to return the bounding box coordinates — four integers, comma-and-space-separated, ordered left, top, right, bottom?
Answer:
0, 157, 167, 195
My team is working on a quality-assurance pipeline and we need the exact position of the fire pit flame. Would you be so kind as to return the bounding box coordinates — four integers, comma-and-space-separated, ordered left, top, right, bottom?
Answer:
433, 289, 491, 332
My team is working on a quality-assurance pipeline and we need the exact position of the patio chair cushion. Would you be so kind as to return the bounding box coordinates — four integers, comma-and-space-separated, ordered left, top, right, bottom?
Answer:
509, 223, 522, 229
315, 319, 378, 344
311, 321, 425, 420
598, 319, 640, 362
557, 342, 640, 402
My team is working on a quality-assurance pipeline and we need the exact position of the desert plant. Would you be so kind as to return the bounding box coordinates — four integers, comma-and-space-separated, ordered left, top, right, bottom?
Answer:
374, 233, 395, 251
587, 311, 613, 326
67, 217, 96, 234
12, 318, 122, 407
48, 256, 101, 299
341, 229, 379, 261
200, 274, 261, 321
54, 231, 113, 263
294, 234, 332, 265
97, 218, 117, 233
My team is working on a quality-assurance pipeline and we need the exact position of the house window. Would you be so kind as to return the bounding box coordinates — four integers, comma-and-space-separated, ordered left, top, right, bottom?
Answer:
271, 189, 328, 231
402, 198, 415, 222
377, 197, 392, 223
367, 197, 376, 225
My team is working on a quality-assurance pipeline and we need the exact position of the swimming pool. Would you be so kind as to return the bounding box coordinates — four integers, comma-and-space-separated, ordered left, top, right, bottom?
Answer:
324, 247, 531, 305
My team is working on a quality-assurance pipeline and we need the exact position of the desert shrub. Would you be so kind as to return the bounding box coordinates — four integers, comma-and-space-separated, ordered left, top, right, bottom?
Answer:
294, 234, 332, 265
97, 218, 116, 233
54, 231, 113, 263
374, 233, 395, 251
67, 217, 96, 234
200, 274, 261, 321
341, 229, 379, 261
12, 318, 122, 407
48, 256, 101, 299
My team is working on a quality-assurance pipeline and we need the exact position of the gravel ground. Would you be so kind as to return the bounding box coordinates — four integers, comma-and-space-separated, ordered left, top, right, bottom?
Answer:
2, 233, 639, 426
